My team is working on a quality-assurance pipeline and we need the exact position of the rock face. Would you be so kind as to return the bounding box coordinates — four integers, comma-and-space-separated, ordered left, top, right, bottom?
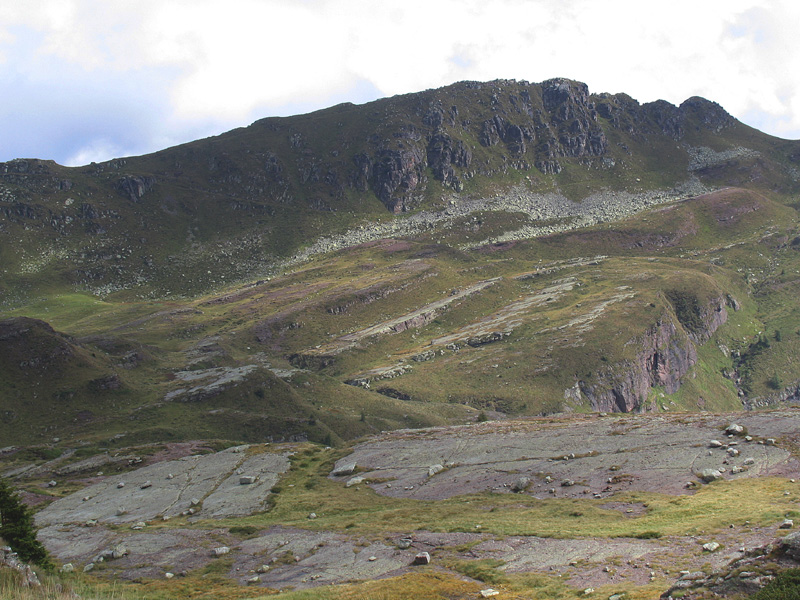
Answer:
579, 294, 728, 413
117, 175, 156, 202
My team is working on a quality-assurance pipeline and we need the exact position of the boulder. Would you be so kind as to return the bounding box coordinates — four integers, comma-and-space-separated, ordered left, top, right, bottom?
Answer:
428, 464, 444, 477
213, 546, 231, 557
511, 477, 531, 492
345, 476, 364, 488
780, 519, 794, 529
781, 531, 800, 560
702, 542, 720, 552
413, 552, 431, 565
699, 469, 722, 483
239, 476, 257, 485
332, 462, 357, 476
726, 424, 744, 435
397, 537, 413, 549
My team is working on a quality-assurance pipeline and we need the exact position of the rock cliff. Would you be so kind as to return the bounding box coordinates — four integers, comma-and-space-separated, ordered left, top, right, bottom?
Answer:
579, 295, 728, 413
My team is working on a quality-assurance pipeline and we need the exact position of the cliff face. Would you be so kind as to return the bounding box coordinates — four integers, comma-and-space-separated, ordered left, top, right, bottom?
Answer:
578, 296, 728, 413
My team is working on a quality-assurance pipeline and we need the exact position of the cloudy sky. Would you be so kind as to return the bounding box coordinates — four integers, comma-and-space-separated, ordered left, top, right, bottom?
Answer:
1, 0, 797, 166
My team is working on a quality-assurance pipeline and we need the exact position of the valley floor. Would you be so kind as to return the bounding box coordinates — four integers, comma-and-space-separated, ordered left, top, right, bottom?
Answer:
7, 408, 800, 599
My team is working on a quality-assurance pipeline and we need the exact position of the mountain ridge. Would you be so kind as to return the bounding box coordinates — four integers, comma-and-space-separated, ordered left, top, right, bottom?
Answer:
1, 77, 800, 449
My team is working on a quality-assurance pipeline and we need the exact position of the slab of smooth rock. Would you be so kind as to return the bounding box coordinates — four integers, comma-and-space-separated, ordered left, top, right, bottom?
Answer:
36, 446, 290, 526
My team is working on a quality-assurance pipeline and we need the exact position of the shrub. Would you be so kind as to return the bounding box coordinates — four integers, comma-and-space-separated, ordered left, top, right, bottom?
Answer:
749, 568, 800, 599
768, 373, 783, 390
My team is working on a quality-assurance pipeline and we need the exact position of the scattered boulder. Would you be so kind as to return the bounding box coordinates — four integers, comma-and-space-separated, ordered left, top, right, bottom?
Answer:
111, 544, 128, 559
780, 531, 800, 560
511, 477, 531, 492
726, 424, 744, 435
346, 476, 364, 488
702, 542, 720, 552
239, 476, 257, 485
213, 546, 231, 557
60, 563, 74, 573
413, 551, 431, 565
780, 519, 794, 529
397, 537, 413, 549
428, 464, 444, 477
332, 462, 357, 476
699, 469, 722, 483
140, 481, 152, 489
709, 440, 723, 448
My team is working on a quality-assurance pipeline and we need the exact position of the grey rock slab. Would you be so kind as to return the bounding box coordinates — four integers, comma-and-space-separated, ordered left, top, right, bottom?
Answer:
36, 446, 289, 526
330, 412, 797, 500
40, 524, 226, 577
201, 452, 289, 518
235, 527, 408, 589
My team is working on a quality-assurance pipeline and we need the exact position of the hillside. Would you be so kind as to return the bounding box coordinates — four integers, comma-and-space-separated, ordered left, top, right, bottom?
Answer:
2, 77, 800, 599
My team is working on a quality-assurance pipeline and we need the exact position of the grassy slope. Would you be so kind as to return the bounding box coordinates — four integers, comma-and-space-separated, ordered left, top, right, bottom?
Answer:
3, 186, 800, 446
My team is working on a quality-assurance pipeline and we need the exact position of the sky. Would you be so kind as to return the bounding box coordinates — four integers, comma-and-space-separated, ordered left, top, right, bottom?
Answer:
1, 0, 798, 166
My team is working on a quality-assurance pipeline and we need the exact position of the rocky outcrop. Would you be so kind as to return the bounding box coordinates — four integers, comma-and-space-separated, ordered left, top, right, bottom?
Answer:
426, 132, 471, 191
371, 144, 427, 213
579, 296, 727, 413
0, 545, 40, 588
117, 175, 156, 202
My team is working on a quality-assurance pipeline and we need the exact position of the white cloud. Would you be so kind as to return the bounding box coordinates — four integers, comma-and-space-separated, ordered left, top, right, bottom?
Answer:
1, 0, 799, 164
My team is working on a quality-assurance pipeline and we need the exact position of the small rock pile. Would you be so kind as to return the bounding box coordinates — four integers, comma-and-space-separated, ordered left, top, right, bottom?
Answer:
0, 545, 40, 587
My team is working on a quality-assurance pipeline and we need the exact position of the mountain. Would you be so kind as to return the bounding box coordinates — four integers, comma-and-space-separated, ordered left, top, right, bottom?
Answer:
1, 77, 800, 449
5, 76, 800, 600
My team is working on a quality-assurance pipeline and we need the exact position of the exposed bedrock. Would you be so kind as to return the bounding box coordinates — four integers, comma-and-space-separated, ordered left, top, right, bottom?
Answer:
580, 296, 728, 413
